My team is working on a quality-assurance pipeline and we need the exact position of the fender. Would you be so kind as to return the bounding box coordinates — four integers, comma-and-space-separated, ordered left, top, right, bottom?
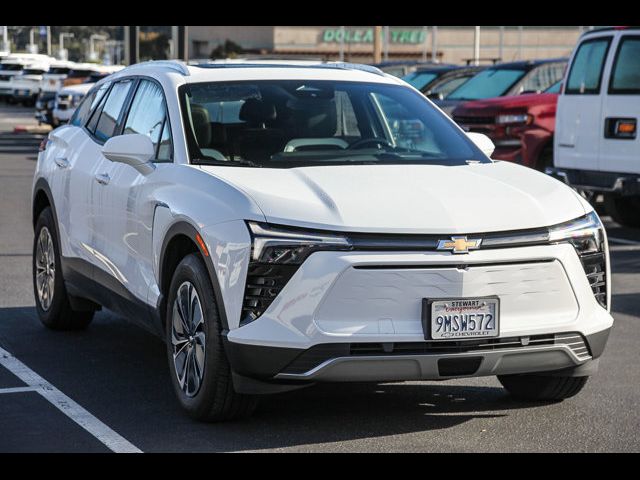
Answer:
158, 221, 230, 332
32, 177, 62, 250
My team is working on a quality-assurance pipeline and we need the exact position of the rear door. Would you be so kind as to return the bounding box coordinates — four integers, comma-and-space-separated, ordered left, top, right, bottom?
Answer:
599, 32, 640, 174
555, 33, 612, 171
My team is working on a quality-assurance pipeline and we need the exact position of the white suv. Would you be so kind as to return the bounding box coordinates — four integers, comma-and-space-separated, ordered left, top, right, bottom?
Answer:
33, 60, 613, 421
552, 27, 640, 227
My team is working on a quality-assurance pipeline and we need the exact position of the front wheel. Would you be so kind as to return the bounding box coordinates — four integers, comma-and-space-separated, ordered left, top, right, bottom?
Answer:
166, 253, 258, 422
498, 374, 588, 401
603, 194, 640, 228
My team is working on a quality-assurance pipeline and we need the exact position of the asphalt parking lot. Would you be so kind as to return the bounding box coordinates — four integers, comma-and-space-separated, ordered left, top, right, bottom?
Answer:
1, 103, 639, 453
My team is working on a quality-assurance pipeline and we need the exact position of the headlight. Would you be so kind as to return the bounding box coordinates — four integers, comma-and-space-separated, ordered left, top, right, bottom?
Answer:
549, 211, 609, 310
248, 221, 351, 264
495, 113, 531, 125
241, 222, 352, 325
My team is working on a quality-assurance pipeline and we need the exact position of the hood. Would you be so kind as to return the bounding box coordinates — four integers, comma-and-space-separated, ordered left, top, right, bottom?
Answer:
453, 93, 558, 116
199, 161, 586, 234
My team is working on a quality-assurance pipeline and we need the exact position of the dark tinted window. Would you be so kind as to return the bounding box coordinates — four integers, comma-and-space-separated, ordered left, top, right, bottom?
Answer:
93, 80, 133, 142
447, 68, 527, 100
85, 82, 113, 132
0, 64, 24, 71
122, 80, 171, 161
565, 37, 611, 94
48, 67, 71, 74
68, 69, 95, 78
518, 62, 566, 93
181, 80, 482, 168
609, 36, 640, 94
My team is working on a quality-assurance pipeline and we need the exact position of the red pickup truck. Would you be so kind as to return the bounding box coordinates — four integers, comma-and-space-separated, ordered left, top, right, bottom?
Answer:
452, 81, 561, 171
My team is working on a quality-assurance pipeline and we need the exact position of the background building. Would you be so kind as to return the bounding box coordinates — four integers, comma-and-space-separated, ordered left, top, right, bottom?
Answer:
188, 26, 591, 64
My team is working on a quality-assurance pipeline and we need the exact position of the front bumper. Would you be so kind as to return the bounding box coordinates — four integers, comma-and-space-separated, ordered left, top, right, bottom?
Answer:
225, 243, 613, 389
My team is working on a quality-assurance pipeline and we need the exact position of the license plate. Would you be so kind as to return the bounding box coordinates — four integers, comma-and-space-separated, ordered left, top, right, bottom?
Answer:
423, 297, 499, 340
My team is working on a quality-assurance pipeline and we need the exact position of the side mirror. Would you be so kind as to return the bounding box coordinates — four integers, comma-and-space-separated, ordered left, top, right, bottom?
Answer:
466, 132, 495, 158
102, 134, 155, 174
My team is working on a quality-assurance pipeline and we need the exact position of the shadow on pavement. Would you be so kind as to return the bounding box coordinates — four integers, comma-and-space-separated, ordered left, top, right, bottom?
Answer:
0, 306, 557, 452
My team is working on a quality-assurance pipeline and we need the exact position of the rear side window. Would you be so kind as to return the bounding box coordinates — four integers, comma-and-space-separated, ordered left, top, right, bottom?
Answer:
92, 80, 134, 143
71, 82, 110, 127
122, 79, 173, 162
519, 62, 566, 93
609, 36, 640, 94
565, 37, 611, 94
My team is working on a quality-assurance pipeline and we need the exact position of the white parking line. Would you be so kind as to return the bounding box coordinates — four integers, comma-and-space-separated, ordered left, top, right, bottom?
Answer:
0, 347, 142, 453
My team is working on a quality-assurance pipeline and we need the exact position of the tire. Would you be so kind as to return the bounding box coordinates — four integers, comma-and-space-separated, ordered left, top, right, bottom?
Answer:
33, 207, 94, 330
498, 374, 588, 401
603, 194, 640, 228
166, 253, 258, 422
537, 144, 553, 172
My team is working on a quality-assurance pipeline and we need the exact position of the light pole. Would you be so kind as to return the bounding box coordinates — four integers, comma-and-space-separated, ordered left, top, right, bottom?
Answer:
46, 26, 51, 56
28, 27, 38, 53
59, 32, 74, 60
473, 26, 480, 66
90, 34, 108, 62
1, 26, 9, 53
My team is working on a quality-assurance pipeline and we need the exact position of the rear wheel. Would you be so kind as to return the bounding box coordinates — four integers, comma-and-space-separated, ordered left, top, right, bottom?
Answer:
603, 194, 640, 228
33, 207, 94, 330
498, 374, 588, 401
166, 253, 258, 422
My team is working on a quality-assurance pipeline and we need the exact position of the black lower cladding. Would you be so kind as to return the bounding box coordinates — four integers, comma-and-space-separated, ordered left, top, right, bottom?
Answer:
224, 329, 611, 380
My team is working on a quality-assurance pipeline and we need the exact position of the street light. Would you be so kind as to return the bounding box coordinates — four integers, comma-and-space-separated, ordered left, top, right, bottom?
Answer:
59, 32, 74, 60
90, 34, 108, 62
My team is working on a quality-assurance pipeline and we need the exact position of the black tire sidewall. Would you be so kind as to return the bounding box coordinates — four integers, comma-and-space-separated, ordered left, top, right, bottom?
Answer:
165, 253, 229, 418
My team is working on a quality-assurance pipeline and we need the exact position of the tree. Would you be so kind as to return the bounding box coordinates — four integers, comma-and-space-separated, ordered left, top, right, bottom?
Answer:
210, 39, 244, 59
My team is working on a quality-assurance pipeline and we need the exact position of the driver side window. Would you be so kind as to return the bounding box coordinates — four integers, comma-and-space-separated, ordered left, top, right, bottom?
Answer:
122, 80, 173, 162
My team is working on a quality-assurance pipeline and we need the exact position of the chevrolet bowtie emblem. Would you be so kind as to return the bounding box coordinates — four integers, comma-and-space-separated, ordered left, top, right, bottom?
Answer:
437, 236, 482, 254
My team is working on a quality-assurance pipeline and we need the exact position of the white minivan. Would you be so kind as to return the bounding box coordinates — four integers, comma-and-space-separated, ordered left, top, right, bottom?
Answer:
551, 27, 640, 227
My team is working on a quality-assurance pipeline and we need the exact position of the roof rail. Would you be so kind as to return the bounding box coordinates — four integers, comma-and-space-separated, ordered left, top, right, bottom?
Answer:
122, 60, 190, 76
189, 59, 385, 77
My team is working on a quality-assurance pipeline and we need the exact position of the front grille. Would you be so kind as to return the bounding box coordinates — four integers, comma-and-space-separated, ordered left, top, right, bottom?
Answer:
241, 264, 299, 326
281, 332, 590, 374
579, 252, 607, 308
453, 115, 495, 125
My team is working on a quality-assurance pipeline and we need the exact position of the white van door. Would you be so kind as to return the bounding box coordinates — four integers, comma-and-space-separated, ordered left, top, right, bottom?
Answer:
599, 33, 640, 175
555, 34, 613, 172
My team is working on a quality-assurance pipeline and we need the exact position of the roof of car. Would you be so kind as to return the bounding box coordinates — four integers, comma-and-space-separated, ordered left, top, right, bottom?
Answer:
487, 58, 568, 69
107, 59, 404, 86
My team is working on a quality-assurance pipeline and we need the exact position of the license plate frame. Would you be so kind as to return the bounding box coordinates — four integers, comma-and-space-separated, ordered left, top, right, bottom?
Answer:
422, 297, 500, 341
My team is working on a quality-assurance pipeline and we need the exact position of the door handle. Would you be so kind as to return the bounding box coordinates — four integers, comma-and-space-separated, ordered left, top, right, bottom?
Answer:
94, 173, 111, 185
54, 157, 69, 169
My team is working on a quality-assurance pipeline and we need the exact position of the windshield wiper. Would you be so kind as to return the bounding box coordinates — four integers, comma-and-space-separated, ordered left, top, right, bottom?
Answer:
192, 157, 262, 167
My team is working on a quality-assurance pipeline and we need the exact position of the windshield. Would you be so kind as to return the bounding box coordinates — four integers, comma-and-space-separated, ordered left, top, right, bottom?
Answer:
402, 71, 439, 91
0, 64, 24, 71
180, 80, 483, 168
446, 68, 527, 100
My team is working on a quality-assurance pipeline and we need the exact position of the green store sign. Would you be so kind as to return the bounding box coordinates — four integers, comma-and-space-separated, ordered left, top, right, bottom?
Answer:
322, 28, 426, 44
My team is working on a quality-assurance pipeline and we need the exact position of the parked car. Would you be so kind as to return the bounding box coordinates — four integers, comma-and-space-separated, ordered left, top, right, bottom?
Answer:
550, 27, 640, 227
33, 60, 612, 421
437, 58, 567, 115
403, 65, 486, 101
51, 72, 112, 126
0, 53, 55, 102
371, 60, 453, 78
452, 81, 561, 170
9, 61, 50, 106
35, 61, 78, 125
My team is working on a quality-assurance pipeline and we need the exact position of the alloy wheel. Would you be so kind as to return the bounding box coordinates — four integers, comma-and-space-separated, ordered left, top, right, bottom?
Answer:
171, 281, 206, 397
35, 227, 55, 311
